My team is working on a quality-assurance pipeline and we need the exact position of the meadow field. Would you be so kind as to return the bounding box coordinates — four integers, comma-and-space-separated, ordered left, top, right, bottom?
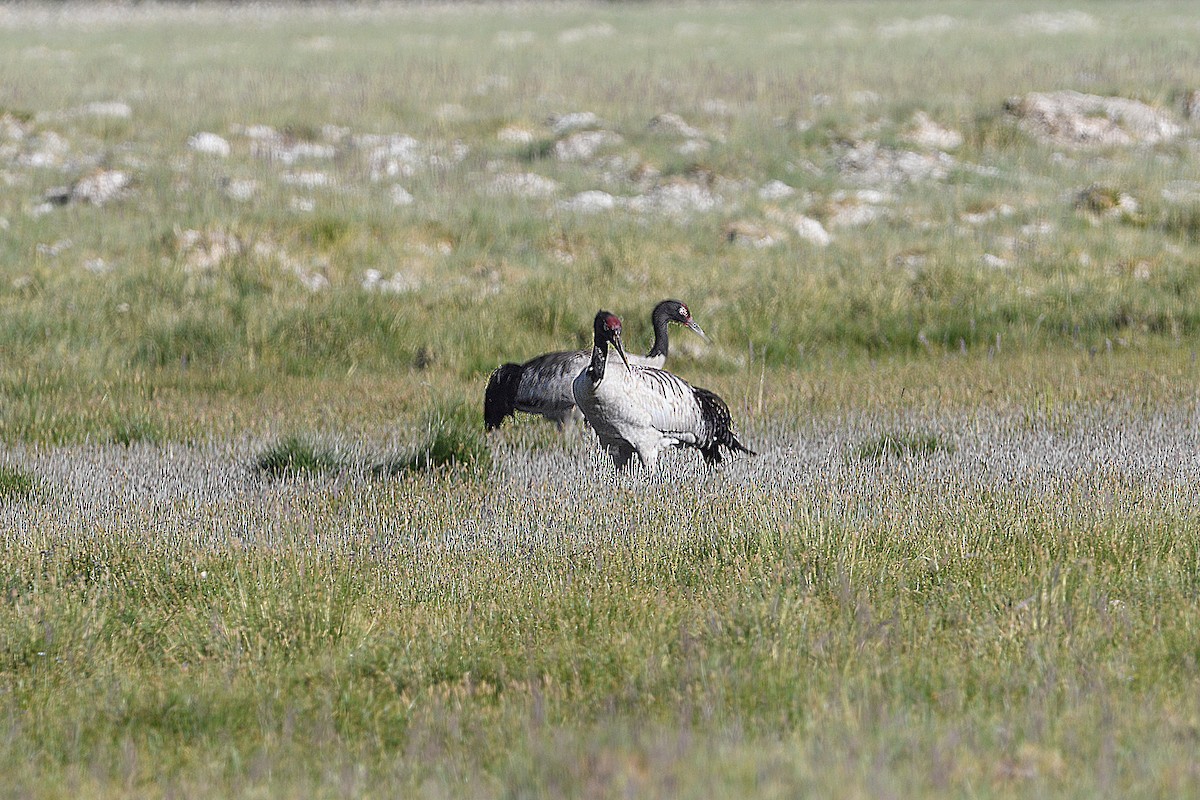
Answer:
2, 1, 1200, 796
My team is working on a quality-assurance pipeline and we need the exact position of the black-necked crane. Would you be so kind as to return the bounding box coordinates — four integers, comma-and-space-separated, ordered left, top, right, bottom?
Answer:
572, 310, 755, 470
484, 300, 706, 431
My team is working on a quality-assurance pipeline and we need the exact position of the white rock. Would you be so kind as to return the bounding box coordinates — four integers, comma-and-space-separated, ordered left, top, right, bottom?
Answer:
791, 215, 832, 246
188, 132, 231, 157
390, 185, 414, 206
827, 202, 885, 228
648, 112, 704, 138
906, 112, 963, 150
550, 111, 601, 136
758, 180, 796, 200
223, 179, 257, 202
488, 172, 560, 198
558, 190, 616, 213
79, 101, 132, 119
239, 124, 279, 141
677, 139, 710, 156
554, 130, 622, 161
281, 171, 332, 188
853, 189, 892, 204
497, 125, 536, 144
362, 269, 419, 293
70, 170, 131, 205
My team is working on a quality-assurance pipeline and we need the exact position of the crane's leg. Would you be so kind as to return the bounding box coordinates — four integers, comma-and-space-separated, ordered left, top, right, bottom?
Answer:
633, 444, 659, 473
607, 442, 636, 470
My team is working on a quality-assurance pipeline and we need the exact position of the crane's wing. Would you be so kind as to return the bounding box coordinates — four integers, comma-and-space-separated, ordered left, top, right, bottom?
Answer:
627, 367, 707, 445
515, 349, 590, 412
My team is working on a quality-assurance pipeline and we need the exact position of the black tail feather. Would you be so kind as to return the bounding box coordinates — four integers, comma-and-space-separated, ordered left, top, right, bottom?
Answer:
693, 387, 756, 465
484, 363, 523, 431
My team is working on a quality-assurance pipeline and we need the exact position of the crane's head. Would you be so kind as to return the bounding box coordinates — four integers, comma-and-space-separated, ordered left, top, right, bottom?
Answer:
593, 310, 630, 369
658, 299, 710, 342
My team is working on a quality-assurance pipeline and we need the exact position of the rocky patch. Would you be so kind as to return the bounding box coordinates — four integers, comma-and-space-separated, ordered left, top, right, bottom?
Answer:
557, 190, 616, 213
905, 112, 962, 151
647, 112, 704, 139
41, 168, 131, 209
1006, 91, 1182, 147
362, 268, 420, 293
836, 140, 955, 184
823, 190, 892, 228
175, 227, 243, 272
554, 129, 622, 161
496, 125, 536, 144
549, 111, 601, 136
762, 209, 832, 247
758, 179, 796, 201
488, 172, 560, 198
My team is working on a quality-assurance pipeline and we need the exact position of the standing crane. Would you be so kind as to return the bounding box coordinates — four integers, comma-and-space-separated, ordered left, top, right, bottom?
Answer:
572, 310, 755, 470
484, 300, 706, 431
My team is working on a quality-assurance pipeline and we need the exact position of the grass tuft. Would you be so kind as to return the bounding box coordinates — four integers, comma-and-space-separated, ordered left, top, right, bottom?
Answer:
375, 400, 491, 476
852, 431, 955, 461
1157, 204, 1200, 242
252, 435, 343, 479
110, 412, 163, 446
0, 464, 38, 502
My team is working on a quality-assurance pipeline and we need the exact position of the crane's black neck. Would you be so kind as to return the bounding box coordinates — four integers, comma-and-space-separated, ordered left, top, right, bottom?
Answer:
585, 321, 609, 383
646, 304, 671, 359
588, 337, 608, 383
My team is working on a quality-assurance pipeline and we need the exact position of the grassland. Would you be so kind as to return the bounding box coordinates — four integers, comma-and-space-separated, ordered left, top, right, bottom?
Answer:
2, 1, 1200, 797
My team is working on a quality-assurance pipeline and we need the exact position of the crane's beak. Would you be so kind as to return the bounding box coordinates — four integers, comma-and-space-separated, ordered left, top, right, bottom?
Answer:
685, 318, 711, 343
611, 331, 631, 369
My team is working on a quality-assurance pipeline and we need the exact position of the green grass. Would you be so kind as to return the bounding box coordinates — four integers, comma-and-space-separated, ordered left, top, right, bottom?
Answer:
2, 1, 1200, 796
852, 430, 955, 461
252, 434, 343, 479
373, 399, 492, 477
3, 474, 1199, 796
0, 464, 37, 501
